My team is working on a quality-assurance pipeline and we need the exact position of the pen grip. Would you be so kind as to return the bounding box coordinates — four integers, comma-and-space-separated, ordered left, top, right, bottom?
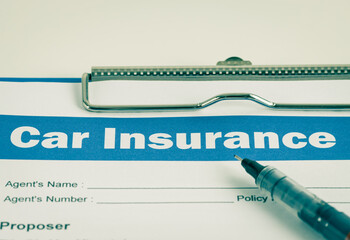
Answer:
256, 166, 350, 240
299, 202, 350, 240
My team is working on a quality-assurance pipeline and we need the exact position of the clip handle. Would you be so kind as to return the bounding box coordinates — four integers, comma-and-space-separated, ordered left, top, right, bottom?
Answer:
82, 73, 350, 112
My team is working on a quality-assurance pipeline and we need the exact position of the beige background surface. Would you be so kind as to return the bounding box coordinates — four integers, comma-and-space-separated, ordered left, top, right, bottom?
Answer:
1, 0, 350, 78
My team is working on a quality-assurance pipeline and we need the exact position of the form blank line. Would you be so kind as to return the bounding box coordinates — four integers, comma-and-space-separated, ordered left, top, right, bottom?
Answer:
89, 187, 258, 190
306, 187, 350, 189
96, 201, 350, 205
88, 186, 350, 190
96, 201, 235, 205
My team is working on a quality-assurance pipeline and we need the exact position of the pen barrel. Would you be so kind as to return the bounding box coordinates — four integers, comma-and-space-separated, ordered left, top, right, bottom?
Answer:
256, 166, 350, 240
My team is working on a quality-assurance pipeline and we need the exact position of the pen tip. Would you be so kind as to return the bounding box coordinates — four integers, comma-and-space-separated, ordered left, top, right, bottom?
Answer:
234, 155, 243, 161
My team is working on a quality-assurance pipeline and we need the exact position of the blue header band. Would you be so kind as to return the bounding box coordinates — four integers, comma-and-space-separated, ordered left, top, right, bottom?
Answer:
0, 114, 349, 161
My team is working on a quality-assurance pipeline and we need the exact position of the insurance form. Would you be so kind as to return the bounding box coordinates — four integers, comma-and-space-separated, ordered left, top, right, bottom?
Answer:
0, 79, 349, 240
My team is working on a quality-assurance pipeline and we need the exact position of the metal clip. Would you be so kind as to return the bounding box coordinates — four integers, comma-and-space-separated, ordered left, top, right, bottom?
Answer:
82, 57, 350, 112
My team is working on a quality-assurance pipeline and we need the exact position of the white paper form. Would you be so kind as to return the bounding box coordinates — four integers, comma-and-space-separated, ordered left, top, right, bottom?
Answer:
1, 0, 350, 239
0, 79, 349, 240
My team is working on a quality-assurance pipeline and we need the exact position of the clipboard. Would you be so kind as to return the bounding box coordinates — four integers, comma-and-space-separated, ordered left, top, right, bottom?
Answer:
1, 58, 350, 240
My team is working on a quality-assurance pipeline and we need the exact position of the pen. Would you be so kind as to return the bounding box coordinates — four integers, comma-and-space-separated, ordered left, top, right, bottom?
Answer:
235, 155, 350, 240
